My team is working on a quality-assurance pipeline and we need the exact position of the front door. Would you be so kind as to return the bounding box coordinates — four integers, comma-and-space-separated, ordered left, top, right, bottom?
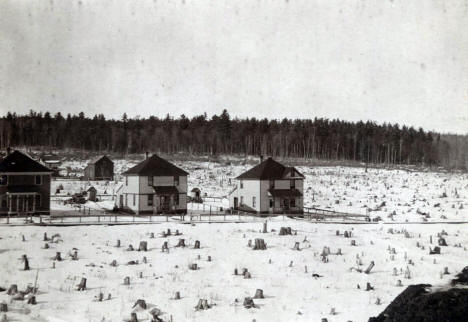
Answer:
233, 197, 238, 209
160, 195, 170, 211
283, 198, 290, 211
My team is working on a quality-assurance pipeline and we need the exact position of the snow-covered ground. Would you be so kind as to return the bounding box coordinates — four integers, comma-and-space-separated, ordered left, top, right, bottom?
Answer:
0, 220, 466, 321
2, 160, 465, 321
52, 160, 468, 223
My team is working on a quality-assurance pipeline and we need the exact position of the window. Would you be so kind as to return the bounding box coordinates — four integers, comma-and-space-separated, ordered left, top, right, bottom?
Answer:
0, 175, 7, 185
147, 194, 153, 206
133, 194, 136, 206
269, 198, 274, 208
269, 180, 275, 189
35, 175, 42, 185
240, 180, 244, 189
125, 176, 128, 186
35, 194, 41, 207
240, 196, 244, 205
148, 176, 153, 186
252, 196, 256, 207
174, 177, 179, 186
290, 180, 295, 189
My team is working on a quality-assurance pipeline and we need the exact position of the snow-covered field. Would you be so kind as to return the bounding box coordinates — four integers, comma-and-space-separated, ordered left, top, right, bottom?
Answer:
1, 160, 467, 321
0, 220, 467, 321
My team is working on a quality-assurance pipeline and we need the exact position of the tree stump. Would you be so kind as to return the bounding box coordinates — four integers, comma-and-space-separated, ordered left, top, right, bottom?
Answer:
44, 243, 49, 249
77, 278, 87, 291
351, 240, 356, 246
430, 246, 441, 255
247, 239, 252, 247
22, 255, 30, 270
162, 241, 169, 253
133, 299, 147, 309
124, 276, 130, 285
396, 279, 402, 287
336, 230, 340, 236
195, 299, 210, 310
0, 302, 6, 312
243, 297, 255, 308
130, 312, 138, 322
139, 272, 143, 278
207, 256, 211, 262
262, 222, 267, 233
138, 241, 148, 252
7, 285, 17, 295
344, 231, 349, 238
293, 242, 300, 251
194, 240, 200, 249
243, 271, 251, 279
127, 244, 134, 251
176, 239, 185, 247
174, 291, 181, 300
175, 229, 181, 236
43, 233, 48, 241
253, 239, 266, 250
107, 293, 112, 300
253, 289, 264, 299
149, 232, 155, 238
189, 263, 198, 270
110, 260, 117, 267
366, 282, 374, 291
54, 252, 62, 261
364, 261, 375, 274
142, 256, 147, 264
234, 268, 238, 275
336, 248, 342, 255
167, 229, 171, 236
444, 266, 450, 275
22, 235, 25, 242
71, 250, 78, 260
116, 239, 121, 248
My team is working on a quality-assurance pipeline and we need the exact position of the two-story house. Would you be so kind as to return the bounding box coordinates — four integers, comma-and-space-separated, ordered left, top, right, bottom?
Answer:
0, 149, 53, 216
116, 154, 189, 214
229, 157, 304, 214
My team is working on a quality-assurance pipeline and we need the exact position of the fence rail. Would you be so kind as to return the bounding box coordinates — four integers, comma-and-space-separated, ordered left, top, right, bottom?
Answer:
303, 206, 369, 221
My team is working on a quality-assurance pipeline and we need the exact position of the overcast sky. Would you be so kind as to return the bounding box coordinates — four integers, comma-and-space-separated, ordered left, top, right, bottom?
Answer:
1, 0, 467, 134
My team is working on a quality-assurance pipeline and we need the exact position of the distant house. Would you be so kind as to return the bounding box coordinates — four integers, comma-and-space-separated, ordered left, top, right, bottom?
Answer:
116, 154, 189, 214
84, 155, 114, 181
229, 157, 304, 214
87, 186, 97, 202
39, 154, 62, 177
0, 149, 53, 216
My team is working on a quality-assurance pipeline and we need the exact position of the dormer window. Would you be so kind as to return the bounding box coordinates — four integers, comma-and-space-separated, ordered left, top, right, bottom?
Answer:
35, 175, 42, 185
0, 175, 7, 186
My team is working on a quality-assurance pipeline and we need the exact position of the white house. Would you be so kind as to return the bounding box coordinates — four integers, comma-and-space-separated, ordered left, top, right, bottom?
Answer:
229, 157, 304, 214
116, 154, 189, 214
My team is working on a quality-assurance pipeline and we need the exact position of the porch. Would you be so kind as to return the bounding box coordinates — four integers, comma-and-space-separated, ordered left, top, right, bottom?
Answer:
267, 188, 303, 214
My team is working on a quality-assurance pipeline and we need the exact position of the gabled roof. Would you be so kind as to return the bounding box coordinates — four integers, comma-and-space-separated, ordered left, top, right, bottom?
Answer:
122, 154, 188, 176
236, 157, 304, 180
88, 155, 113, 165
0, 150, 52, 173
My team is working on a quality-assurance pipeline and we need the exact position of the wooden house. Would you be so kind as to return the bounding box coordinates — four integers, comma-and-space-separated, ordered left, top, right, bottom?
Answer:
229, 157, 304, 214
84, 155, 114, 181
0, 149, 53, 216
39, 153, 61, 177
116, 154, 188, 214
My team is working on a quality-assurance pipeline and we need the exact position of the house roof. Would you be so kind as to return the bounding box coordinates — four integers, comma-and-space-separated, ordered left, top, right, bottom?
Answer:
191, 188, 200, 192
0, 150, 52, 173
236, 157, 304, 180
88, 155, 113, 165
122, 154, 188, 176
153, 186, 179, 195
268, 188, 303, 198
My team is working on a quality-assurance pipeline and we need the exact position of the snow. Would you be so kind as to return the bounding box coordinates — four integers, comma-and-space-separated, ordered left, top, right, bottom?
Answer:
2, 160, 467, 321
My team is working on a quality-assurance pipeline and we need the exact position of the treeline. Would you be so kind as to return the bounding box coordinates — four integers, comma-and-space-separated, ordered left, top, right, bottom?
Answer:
0, 110, 467, 169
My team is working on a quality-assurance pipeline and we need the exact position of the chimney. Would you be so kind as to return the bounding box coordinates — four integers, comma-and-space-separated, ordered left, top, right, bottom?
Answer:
145, 151, 149, 159
260, 155, 264, 163
6, 147, 11, 155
